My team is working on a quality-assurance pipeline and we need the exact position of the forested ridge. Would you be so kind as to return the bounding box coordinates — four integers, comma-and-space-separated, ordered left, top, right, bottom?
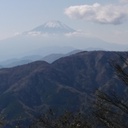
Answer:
0, 51, 127, 127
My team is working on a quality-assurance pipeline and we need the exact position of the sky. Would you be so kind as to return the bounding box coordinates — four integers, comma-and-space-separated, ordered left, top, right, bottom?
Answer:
0, 0, 128, 44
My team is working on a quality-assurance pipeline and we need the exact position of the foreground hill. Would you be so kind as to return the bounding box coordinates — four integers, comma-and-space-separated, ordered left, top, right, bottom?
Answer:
0, 51, 127, 123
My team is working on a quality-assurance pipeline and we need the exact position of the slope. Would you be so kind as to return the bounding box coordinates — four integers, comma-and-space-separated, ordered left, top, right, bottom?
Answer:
0, 51, 127, 122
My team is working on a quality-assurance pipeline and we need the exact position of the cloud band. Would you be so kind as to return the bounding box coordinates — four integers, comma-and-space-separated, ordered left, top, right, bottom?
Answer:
65, 3, 128, 25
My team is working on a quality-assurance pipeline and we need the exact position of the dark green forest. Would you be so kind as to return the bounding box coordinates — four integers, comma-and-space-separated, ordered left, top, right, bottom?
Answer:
0, 51, 128, 128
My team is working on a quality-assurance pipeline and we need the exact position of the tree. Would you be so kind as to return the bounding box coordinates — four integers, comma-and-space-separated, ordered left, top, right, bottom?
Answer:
94, 54, 128, 128
29, 109, 92, 128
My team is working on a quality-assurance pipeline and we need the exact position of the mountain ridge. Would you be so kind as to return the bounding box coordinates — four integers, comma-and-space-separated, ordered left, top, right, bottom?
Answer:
0, 51, 127, 122
0, 49, 81, 68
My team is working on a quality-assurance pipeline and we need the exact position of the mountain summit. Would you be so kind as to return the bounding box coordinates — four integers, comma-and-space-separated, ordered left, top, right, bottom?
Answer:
28, 20, 75, 34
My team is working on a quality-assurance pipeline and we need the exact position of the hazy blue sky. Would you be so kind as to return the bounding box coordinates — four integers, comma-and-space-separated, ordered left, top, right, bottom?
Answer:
0, 0, 128, 44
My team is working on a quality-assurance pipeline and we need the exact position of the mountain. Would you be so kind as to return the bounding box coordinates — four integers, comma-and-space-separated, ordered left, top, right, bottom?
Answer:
0, 51, 127, 125
0, 59, 32, 68
41, 49, 82, 63
41, 53, 64, 63
0, 20, 128, 61
0, 50, 81, 68
25, 20, 75, 34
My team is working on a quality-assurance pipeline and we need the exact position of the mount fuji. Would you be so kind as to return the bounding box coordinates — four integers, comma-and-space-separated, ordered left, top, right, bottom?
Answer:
25, 20, 75, 35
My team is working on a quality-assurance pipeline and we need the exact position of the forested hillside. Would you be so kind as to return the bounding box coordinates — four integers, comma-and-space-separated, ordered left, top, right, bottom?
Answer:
0, 51, 127, 127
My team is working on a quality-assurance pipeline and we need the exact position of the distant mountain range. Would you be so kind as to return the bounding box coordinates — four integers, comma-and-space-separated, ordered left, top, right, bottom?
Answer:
0, 50, 81, 68
0, 20, 127, 61
0, 51, 127, 125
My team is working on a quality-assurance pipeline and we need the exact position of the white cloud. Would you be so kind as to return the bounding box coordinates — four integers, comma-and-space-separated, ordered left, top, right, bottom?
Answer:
27, 31, 42, 36
14, 32, 21, 36
120, 0, 128, 4
65, 30, 91, 38
65, 3, 128, 25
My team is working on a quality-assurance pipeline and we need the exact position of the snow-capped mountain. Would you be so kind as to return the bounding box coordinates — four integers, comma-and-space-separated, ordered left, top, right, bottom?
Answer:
0, 20, 127, 62
27, 20, 75, 34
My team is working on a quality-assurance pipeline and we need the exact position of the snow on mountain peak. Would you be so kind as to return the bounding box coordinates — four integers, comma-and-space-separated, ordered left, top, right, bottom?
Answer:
30, 20, 75, 34
44, 20, 62, 28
